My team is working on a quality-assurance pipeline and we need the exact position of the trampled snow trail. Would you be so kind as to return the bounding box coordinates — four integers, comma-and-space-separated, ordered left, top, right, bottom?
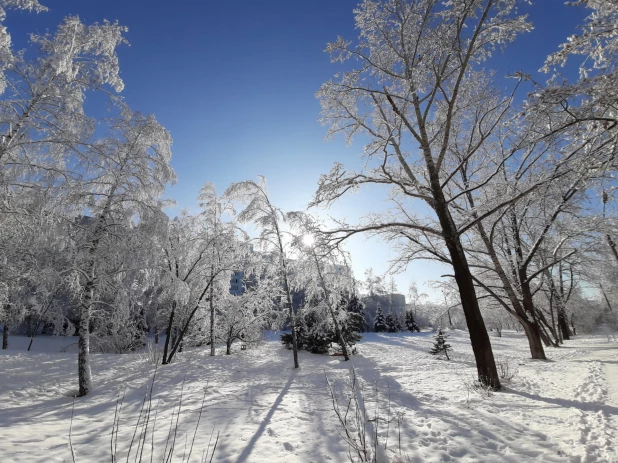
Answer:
566, 344, 618, 463
1, 332, 617, 462
572, 362, 615, 462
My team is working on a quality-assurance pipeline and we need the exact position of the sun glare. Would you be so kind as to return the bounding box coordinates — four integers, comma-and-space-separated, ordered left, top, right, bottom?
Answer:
302, 234, 315, 248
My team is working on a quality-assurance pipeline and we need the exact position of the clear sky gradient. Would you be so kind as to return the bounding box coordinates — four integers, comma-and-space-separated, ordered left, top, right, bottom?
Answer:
6, 0, 588, 299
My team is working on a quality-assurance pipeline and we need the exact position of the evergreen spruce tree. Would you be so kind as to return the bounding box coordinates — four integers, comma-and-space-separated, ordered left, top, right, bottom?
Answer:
385, 311, 401, 333
373, 305, 387, 333
346, 294, 367, 333
405, 310, 420, 332
429, 329, 452, 360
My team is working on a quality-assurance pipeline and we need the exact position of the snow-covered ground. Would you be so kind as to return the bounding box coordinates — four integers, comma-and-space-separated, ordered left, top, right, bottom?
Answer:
0, 330, 617, 463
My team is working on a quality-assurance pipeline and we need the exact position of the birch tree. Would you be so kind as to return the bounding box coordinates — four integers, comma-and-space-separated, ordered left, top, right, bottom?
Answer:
288, 212, 355, 361
72, 111, 174, 396
226, 177, 300, 368
159, 204, 244, 364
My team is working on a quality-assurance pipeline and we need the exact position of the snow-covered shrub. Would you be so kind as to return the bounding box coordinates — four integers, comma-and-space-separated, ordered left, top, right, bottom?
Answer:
496, 358, 517, 382
140, 340, 163, 365
326, 368, 406, 463
71, 373, 219, 462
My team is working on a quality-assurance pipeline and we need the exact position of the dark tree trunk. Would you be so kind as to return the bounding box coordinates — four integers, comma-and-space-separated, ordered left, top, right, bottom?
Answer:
162, 302, 175, 365
557, 310, 571, 342
2, 323, 8, 350
210, 270, 216, 356
386, 90, 499, 389
607, 234, 618, 263
277, 228, 299, 369
601, 284, 613, 312
78, 281, 94, 397
520, 319, 546, 360
431, 187, 500, 388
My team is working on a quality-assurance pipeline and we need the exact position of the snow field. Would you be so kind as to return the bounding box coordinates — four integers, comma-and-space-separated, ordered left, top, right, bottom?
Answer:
0, 330, 617, 462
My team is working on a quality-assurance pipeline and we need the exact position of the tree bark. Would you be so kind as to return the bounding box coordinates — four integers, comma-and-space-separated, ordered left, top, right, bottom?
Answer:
276, 225, 298, 369
557, 266, 571, 341
557, 310, 571, 342
520, 319, 546, 359
2, 322, 8, 349
162, 301, 175, 365
607, 234, 618, 263
431, 193, 500, 387
78, 279, 94, 397
600, 284, 613, 312
210, 268, 216, 356
226, 327, 233, 355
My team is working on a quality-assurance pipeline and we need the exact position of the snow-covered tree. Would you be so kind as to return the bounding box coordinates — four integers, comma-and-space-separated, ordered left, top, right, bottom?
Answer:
313, 0, 534, 390
405, 310, 420, 332
288, 212, 354, 361
217, 279, 275, 355
198, 183, 240, 356
384, 311, 401, 333
70, 111, 174, 396
373, 305, 387, 333
158, 204, 245, 365
226, 177, 300, 368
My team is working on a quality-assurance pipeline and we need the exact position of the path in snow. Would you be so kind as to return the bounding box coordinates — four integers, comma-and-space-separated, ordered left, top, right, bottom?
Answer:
566, 342, 618, 463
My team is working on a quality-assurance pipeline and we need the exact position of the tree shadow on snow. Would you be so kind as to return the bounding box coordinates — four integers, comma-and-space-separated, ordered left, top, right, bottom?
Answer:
235, 371, 296, 463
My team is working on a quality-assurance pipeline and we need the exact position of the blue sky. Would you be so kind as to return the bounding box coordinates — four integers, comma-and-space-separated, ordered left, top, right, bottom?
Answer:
6, 0, 588, 299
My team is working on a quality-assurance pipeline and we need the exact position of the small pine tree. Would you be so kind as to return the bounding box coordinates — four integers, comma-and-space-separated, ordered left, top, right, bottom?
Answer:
405, 310, 420, 332
385, 311, 401, 333
346, 294, 367, 333
429, 329, 452, 360
373, 305, 387, 333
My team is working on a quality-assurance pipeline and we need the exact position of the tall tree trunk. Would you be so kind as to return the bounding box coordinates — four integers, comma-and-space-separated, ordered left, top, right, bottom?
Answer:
387, 91, 499, 388
162, 301, 175, 365
600, 284, 613, 312
557, 310, 570, 342
447, 242, 500, 389
2, 322, 8, 349
210, 268, 216, 356
433, 181, 500, 388
557, 265, 571, 341
154, 304, 159, 344
432, 195, 500, 387
607, 234, 618, 263
226, 327, 233, 355
78, 278, 94, 397
548, 292, 558, 343
520, 318, 546, 359
276, 223, 298, 368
